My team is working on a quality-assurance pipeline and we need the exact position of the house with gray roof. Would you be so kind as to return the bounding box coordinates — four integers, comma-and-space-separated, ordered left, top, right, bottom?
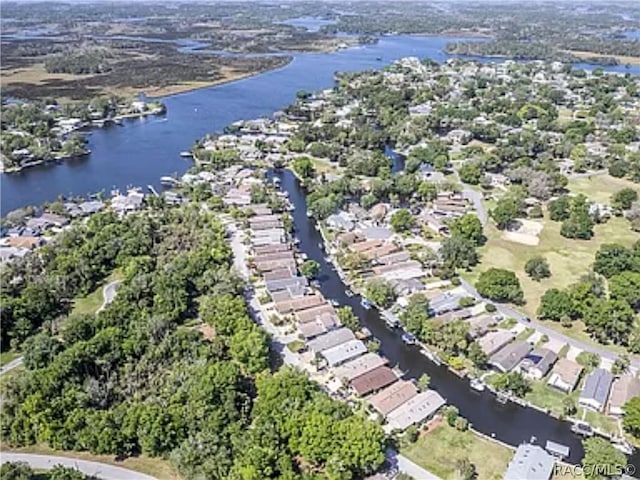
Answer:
478, 330, 516, 356
321, 340, 367, 367
579, 368, 614, 412
504, 443, 555, 480
308, 328, 355, 354
518, 348, 558, 380
384, 390, 446, 432
333, 353, 388, 382
489, 340, 532, 373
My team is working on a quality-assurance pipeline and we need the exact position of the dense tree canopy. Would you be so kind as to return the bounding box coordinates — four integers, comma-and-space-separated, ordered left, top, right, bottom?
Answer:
475, 268, 524, 304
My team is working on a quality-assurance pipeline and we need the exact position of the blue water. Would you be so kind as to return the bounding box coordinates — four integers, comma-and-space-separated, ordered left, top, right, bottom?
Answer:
2, 34, 639, 214
277, 16, 337, 33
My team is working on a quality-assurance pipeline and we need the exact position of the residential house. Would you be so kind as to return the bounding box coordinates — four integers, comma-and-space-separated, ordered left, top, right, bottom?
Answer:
579, 368, 614, 412
384, 390, 446, 432
518, 348, 558, 380
307, 328, 356, 354
333, 353, 388, 382
504, 443, 555, 480
478, 330, 516, 357
547, 359, 583, 393
490, 341, 533, 373
609, 375, 640, 416
321, 340, 368, 367
350, 366, 398, 396
326, 211, 355, 231
274, 294, 325, 315
368, 380, 418, 417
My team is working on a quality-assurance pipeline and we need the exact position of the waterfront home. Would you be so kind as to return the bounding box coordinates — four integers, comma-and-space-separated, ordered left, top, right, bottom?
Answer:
547, 358, 583, 393
428, 291, 465, 316
321, 340, 367, 367
579, 368, 614, 412
265, 276, 308, 294
335, 232, 363, 246
254, 257, 297, 273
253, 250, 295, 263
518, 348, 558, 380
362, 244, 401, 261
489, 341, 533, 373
0, 246, 30, 263
295, 304, 337, 324
389, 278, 425, 296
2, 236, 46, 249
263, 267, 296, 282
326, 211, 355, 231
298, 312, 342, 339
371, 261, 424, 281
350, 239, 383, 253
608, 375, 640, 417
350, 366, 397, 397
504, 443, 555, 480
307, 327, 356, 354
478, 330, 516, 357
111, 189, 144, 214
466, 314, 498, 338
377, 251, 411, 265
384, 390, 446, 432
250, 219, 283, 230
254, 243, 291, 256
40, 212, 69, 227
274, 293, 326, 315
333, 353, 388, 382
361, 226, 393, 241
368, 380, 418, 417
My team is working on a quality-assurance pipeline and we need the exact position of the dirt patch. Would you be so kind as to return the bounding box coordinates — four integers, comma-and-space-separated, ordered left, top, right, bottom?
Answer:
502, 218, 543, 246
197, 323, 216, 341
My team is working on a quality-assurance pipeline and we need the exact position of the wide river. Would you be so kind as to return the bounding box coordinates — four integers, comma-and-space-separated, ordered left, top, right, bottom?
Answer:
2, 34, 639, 214
2, 33, 640, 468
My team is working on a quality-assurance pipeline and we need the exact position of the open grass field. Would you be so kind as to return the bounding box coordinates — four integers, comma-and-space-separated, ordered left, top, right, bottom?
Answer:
464, 215, 637, 319
1, 444, 181, 480
567, 174, 639, 205
401, 422, 513, 480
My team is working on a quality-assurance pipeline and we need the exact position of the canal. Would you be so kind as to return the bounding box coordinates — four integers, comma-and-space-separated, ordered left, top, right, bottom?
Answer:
273, 167, 639, 468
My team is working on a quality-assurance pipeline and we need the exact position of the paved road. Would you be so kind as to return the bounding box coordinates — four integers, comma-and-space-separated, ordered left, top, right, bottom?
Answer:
0, 453, 157, 480
97, 280, 122, 313
0, 357, 24, 376
458, 278, 640, 368
462, 188, 487, 225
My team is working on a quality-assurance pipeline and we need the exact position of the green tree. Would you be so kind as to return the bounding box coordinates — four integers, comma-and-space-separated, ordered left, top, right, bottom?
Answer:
439, 236, 479, 272
455, 458, 477, 480
612, 188, 638, 211
299, 259, 321, 279
560, 195, 594, 240
537, 289, 573, 321
581, 437, 626, 479
524, 256, 551, 281
337, 306, 360, 331
593, 243, 635, 278
548, 195, 571, 221
417, 373, 431, 391
476, 268, 524, 304
459, 162, 482, 185
576, 351, 601, 370
491, 198, 519, 229
400, 293, 430, 337
292, 156, 315, 180
450, 214, 485, 246
623, 396, 640, 438
494, 372, 531, 397
365, 279, 396, 308
390, 209, 416, 233
609, 271, 640, 309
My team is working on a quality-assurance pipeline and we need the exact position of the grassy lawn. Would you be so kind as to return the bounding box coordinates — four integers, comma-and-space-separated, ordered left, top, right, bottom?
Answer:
567, 175, 638, 205
524, 380, 578, 417
70, 269, 123, 316
401, 422, 513, 480
2, 444, 181, 480
583, 410, 619, 436
464, 216, 637, 319
287, 339, 306, 353
0, 350, 21, 367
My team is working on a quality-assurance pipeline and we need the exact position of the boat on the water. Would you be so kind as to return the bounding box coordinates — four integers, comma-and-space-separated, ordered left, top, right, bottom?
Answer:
361, 298, 372, 310
160, 176, 180, 186
570, 421, 594, 437
179, 151, 193, 158
401, 332, 417, 345
329, 299, 340, 307
612, 439, 634, 455
470, 378, 486, 392
345, 289, 354, 297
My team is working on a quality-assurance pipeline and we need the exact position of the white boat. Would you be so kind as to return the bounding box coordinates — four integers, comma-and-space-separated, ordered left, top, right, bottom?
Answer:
570, 421, 594, 437
179, 151, 193, 158
160, 176, 180, 186
613, 440, 634, 455
470, 378, 486, 392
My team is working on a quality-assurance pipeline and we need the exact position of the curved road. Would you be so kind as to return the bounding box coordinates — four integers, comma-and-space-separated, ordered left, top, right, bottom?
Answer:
0, 357, 23, 376
97, 280, 122, 313
1, 453, 157, 480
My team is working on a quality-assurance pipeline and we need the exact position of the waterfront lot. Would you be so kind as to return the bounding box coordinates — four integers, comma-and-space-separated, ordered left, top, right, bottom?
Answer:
401, 422, 512, 480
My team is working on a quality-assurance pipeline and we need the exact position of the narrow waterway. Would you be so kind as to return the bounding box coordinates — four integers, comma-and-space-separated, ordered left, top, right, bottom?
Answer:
273, 168, 640, 468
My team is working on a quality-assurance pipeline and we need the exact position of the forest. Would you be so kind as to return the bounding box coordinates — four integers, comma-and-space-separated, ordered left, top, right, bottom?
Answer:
0, 199, 386, 480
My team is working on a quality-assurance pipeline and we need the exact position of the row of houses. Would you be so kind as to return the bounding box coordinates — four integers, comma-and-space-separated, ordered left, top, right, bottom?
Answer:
240, 183, 447, 434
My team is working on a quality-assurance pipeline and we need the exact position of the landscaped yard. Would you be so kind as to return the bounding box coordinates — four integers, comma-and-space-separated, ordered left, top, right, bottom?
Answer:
524, 380, 578, 418
2, 444, 181, 480
401, 422, 513, 480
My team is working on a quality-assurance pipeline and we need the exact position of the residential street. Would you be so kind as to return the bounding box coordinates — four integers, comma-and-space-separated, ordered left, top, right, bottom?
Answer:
458, 278, 640, 369
0, 453, 157, 480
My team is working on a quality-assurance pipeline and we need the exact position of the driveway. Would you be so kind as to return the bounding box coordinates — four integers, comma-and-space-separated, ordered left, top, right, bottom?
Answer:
386, 449, 442, 480
97, 280, 122, 313
0, 453, 157, 480
462, 188, 487, 225
0, 357, 24, 376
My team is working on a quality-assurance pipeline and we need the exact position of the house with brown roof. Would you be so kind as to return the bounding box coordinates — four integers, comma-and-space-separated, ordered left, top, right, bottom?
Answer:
608, 375, 640, 416
350, 239, 383, 253
2, 236, 45, 249
295, 304, 337, 323
274, 294, 326, 315
368, 380, 418, 417
350, 366, 398, 396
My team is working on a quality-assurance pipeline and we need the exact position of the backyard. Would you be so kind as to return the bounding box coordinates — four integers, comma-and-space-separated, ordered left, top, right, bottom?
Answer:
401, 422, 513, 480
